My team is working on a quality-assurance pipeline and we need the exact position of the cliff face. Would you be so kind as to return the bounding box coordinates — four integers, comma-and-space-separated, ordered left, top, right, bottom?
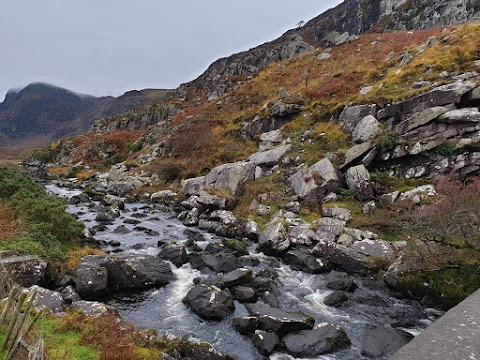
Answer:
184, 0, 480, 99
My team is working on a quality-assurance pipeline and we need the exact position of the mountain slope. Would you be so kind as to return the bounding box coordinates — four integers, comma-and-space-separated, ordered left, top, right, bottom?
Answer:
185, 0, 480, 99
0, 83, 172, 148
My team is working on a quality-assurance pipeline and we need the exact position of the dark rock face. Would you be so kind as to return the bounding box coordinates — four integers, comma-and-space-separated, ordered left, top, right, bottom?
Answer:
73, 254, 174, 298
182, 284, 235, 320
231, 286, 257, 303
190, 252, 241, 273
232, 317, 259, 335
324, 290, 349, 307
284, 249, 329, 274
283, 324, 351, 357
326, 273, 358, 292
202, 268, 253, 289
244, 303, 314, 336
252, 330, 280, 356
361, 324, 413, 357
0, 255, 47, 287
158, 244, 189, 267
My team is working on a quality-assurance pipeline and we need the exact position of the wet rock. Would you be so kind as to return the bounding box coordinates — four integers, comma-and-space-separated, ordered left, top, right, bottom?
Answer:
183, 229, 205, 242
103, 194, 126, 210
326, 273, 358, 292
361, 324, 413, 357
223, 239, 249, 256
312, 242, 377, 273
108, 240, 121, 247
283, 324, 351, 357
284, 249, 328, 274
231, 286, 257, 303
190, 253, 241, 273
354, 293, 388, 307
203, 268, 253, 289
324, 290, 348, 307
28, 286, 65, 313
0, 254, 47, 287
352, 115, 381, 144
158, 244, 189, 267
113, 225, 131, 234
182, 284, 235, 321
245, 303, 314, 336
232, 316, 259, 335
69, 192, 90, 205
252, 330, 280, 356
204, 161, 256, 196
182, 207, 200, 226
261, 290, 280, 308
124, 218, 141, 225
95, 209, 119, 223
248, 144, 292, 167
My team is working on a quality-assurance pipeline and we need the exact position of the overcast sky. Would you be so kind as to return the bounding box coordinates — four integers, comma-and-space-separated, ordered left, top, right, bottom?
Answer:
0, 1, 342, 99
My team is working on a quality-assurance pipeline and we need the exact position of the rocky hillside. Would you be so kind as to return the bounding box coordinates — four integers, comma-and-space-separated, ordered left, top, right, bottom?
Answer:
0, 83, 171, 147
183, 0, 480, 100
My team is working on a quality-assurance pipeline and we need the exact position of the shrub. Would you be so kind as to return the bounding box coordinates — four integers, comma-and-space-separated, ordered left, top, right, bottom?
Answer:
150, 159, 183, 182
377, 129, 399, 150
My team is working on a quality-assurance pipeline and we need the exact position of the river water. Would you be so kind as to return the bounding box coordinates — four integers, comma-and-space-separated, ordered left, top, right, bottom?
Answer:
46, 184, 440, 360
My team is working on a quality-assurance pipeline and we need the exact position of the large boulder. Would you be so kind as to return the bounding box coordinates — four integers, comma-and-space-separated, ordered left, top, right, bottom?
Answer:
0, 254, 47, 287
341, 141, 376, 169
289, 158, 341, 199
252, 330, 280, 356
279, 34, 315, 60
345, 165, 375, 201
269, 101, 302, 118
438, 107, 480, 123
283, 324, 351, 357
245, 303, 314, 336
182, 284, 235, 320
378, 80, 476, 121
247, 144, 291, 167
352, 115, 381, 144
181, 176, 206, 196
205, 161, 255, 196
284, 249, 329, 274
158, 244, 189, 267
72, 263, 109, 299
190, 252, 241, 273
258, 217, 290, 256
339, 104, 378, 133
202, 268, 253, 289
27, 286, 65, 313
72, 300, 116, 318
395, 106, 450, 134
361, 324, 413, 357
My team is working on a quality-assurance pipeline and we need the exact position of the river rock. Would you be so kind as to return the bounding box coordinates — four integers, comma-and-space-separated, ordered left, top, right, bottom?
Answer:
203, 268, 253, 289
283, 324, 351, 357
248, 144, 291, 167
182, 284, 235, 320
244, 220, 260, 240
313, 242, 377, 273
69, 192, 90, 205
284, 249, 328, 274
73, 263, 109, 299
245, 303, 314, 336
352, 115, 381, 144
95, 209, 119, 223
288, 224, 316, 246
196, 191, 230, 211
0, 254, 47, 287
61, 285, 81, 304
28, 286, 65, 313
113, 225, 131, 234
232, 316, 259, 335
231, 286, 257, 303
326, 273, 358, 292
361, 324, 413, 357
102, 254, 174, 291
190, 252, 241, 273
205, 161, 256, 196
252, 330, 280, 356
158, 244, 189, 267
324, 290, 349, 307
103, 194, 126, 210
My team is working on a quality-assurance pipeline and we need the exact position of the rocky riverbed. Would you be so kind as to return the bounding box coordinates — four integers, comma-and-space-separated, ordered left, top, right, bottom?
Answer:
41, 183, 442, 360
